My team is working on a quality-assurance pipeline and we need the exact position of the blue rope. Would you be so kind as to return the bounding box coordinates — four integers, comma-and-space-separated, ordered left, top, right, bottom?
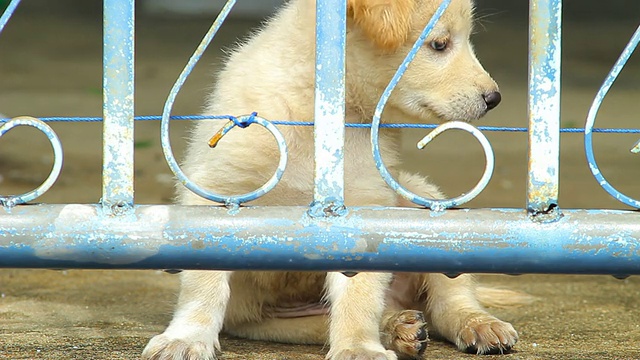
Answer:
1, 115, 638, 133
229, 115, 248, 128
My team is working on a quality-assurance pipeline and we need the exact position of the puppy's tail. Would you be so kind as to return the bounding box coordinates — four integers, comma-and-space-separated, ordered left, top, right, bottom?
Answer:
475, 286, 538, 309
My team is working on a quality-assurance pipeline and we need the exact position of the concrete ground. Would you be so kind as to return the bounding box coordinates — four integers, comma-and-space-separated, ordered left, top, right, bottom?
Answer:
1, 1, 640, 359
3, 270, 640, 360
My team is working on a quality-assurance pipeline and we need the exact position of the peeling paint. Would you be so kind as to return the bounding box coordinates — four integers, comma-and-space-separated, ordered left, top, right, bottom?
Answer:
527, 0, 562, 214
1, 206, 639, 273
102, 0, 135, 215
313, 0, 346, 214
1, 0, 639, 277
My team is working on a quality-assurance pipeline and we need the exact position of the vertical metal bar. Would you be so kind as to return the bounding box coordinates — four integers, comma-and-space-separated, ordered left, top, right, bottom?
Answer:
310, 0, 347, 217
527, 0, 562, 216
102, 0, 135, 214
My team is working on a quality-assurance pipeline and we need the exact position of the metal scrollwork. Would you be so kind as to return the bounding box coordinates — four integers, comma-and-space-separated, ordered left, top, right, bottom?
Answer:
1, 2, 63, 207
159, 0, 288, 206
584, 25, 640, 209
370, 0, 495, 211
0, 117, 64, 207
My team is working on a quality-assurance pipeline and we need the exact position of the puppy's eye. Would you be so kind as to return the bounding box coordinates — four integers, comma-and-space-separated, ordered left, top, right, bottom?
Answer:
429, 39, 448, 51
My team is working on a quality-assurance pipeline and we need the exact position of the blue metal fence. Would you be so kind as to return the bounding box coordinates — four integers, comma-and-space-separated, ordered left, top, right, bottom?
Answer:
1, 0, 639, 274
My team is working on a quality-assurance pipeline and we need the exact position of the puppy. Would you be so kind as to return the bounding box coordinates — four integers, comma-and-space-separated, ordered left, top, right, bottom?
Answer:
143, 0, 518, 359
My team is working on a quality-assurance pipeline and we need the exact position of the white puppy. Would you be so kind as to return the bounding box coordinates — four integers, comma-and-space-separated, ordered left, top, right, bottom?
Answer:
143, 0, 522, 359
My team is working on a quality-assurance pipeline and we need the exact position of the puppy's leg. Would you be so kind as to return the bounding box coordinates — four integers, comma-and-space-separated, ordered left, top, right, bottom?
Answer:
380, 274, 428, 360
423, 274, 518, 355
225, 315, 328, 344
396, 172, 444, 208
396, 173, 518, 354
142, 270, 231, 360
325, 272, 398, 360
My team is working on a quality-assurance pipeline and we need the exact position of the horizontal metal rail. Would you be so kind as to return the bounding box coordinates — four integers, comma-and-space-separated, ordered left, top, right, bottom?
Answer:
0, 0, 639, 276
1, 205, 639, 275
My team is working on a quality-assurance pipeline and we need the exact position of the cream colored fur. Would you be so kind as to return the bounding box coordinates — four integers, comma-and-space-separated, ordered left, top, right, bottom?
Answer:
143, 0, 523, 359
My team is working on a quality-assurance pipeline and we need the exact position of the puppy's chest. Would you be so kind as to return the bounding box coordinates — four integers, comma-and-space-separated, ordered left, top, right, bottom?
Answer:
254, 271, 326, 304
285, 129, 399, 190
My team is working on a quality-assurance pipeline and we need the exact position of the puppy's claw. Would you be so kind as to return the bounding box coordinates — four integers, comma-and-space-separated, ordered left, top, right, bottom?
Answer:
457, 317, 517, 355
381, 310, 429, 359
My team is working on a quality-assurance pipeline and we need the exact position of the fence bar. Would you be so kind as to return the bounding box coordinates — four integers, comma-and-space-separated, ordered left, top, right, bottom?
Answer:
527, 0, 562, 216
102, 0, 135, 214
2, 205, 639, 275
311, 0, 347, 216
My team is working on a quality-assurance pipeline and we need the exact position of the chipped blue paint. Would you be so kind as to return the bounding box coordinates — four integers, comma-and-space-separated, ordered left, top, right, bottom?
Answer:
1, 205, 640, 274
527, 0, 562, 216
0, 117, 63, 207
584, 25, 640, 209
0, 0, 639, 278
312, 0, 346, 215
102, 0, 135, 214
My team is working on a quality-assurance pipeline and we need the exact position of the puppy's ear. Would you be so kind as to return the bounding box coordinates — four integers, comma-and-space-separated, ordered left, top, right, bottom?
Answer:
347, 0, 415, 51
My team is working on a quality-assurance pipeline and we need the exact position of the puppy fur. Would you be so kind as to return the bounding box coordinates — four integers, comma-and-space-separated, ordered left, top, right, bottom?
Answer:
143, 0, 520, 359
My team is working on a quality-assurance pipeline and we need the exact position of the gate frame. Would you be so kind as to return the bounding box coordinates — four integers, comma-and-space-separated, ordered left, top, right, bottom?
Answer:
1, 0, 640, 276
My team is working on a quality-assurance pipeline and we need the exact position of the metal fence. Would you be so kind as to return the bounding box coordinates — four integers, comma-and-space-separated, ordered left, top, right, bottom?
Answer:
1, 0, 639, 275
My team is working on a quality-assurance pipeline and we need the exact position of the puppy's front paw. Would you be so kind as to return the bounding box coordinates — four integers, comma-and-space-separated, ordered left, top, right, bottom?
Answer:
457, 316, 518, 355
329, 348, 398, 360
142, 334, 216, 360
381, 310, 428, 359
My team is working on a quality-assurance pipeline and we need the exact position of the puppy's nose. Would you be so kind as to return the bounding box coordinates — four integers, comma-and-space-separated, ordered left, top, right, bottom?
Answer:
483, 91, 502, 111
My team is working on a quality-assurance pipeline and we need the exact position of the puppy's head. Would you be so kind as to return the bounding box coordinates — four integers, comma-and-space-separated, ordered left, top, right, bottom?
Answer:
346, 0, 500, 123
347, 0, 416, 51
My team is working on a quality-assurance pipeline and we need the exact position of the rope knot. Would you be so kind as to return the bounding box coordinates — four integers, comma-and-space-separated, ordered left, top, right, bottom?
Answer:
208, 113, 259, 148
229, 112, 258, 129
